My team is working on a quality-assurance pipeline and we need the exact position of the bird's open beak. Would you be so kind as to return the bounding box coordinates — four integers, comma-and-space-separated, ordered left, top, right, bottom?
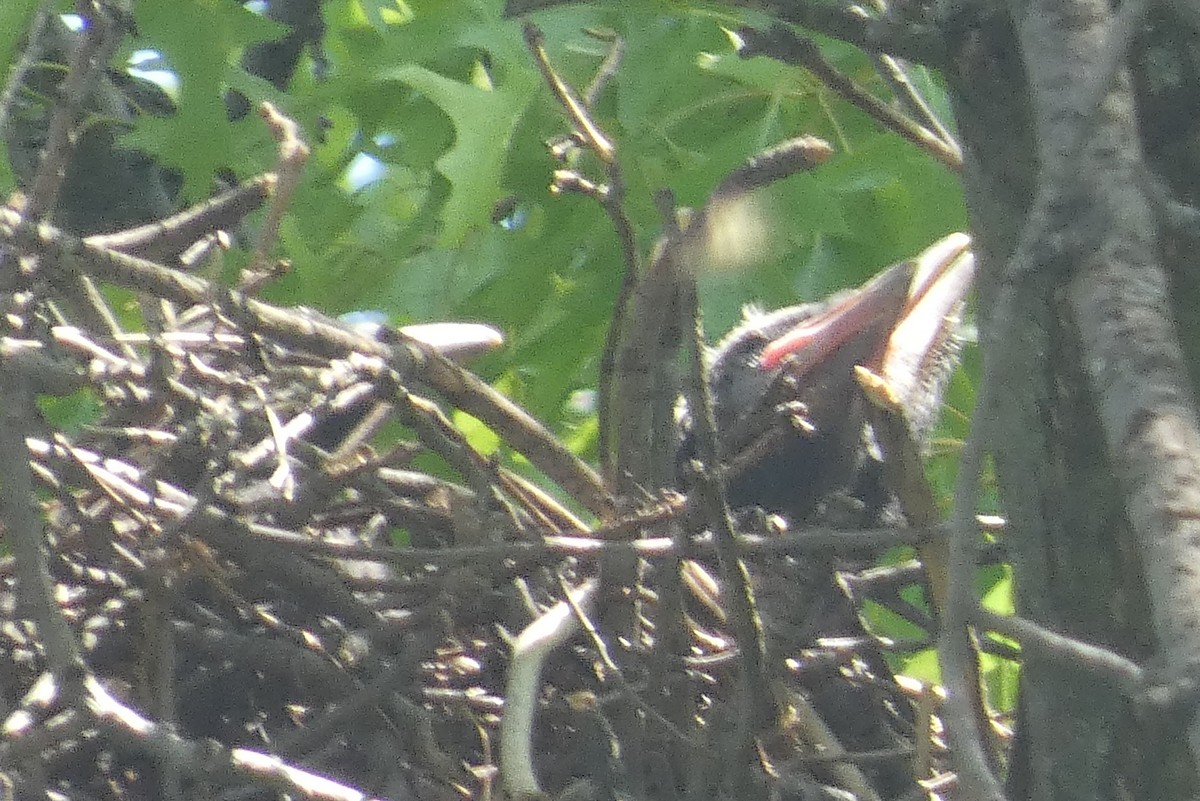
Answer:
758, 233, 974, 391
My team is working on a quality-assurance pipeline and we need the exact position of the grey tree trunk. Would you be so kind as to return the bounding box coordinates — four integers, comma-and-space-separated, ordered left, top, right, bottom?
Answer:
950, 0, 1200, 796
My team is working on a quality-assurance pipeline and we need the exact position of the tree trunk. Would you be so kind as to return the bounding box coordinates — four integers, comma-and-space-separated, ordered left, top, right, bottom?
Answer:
949, 0, 1200, 796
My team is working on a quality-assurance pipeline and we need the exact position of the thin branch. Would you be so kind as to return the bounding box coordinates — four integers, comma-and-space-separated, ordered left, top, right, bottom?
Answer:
737, 26, 962, 173
524, 23, 614, 164
526, 23, 640, 482
871, 52, 961, 156
753, 2, 951, 66
678, 277, 774, 776
940, 377, 1006, 801
974, 610, 1144, 694
0, 379, 83, 673
500, 579, 599, 799
0, 210, 614, 517
583, 29, 623, 108
85, 174, 275, 263
25, 8, 122, 220
245, 102, 309, 281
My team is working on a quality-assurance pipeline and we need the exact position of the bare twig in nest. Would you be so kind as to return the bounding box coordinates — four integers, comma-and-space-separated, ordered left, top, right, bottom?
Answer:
85, 175, 275, 264
501, 578, 599, 799
525, 23, 639, 483
244, 102, 310, 287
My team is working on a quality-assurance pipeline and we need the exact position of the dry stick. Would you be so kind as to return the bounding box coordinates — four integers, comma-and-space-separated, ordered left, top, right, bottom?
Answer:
711, 135, 835, 200
81, 674, 384, 801
760, 3, 950, 68
678, 277, 774, 787
0, 211, 612, 517
522, 43, 653, 790
416, 347, 614, 517
871, 52, 961, 157
583, 29, 624, 109
525, 23, 639, 482
14, 8, 145, 366
858, 367, 1000, 786
738, 27, 962, 173
659, 138, 840, 769
228, 518, 924, 569
24, 8, 120, 219
501, 578, 600, 799
941, 376, 1006, 801
975, 610, 1144, 695
246, 102, 309, 282
85, 175, 276, 263
855, 369, 950, 614
524, 23, 614, 164
786, 689, 883, 801
391, 384, 525, 541
498, 468, 591, 534
558, 569, 695, 745
0, 377, 83, 674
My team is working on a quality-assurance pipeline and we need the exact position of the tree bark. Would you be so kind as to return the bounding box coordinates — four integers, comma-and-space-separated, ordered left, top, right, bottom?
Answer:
949, 0, 1200, 796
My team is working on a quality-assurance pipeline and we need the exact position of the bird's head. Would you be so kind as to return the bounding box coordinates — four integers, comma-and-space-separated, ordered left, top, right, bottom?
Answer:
696, 232, 974, 523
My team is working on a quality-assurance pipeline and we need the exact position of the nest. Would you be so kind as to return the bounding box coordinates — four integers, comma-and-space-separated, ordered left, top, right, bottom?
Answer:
0, 110, 953, 801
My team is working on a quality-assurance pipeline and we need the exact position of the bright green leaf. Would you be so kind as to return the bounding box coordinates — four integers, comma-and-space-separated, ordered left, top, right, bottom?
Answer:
378, 62, 538, 246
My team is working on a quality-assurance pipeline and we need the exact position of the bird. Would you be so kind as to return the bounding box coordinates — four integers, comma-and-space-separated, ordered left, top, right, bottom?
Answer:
677, 233, 973, 799
696, 232, 973, 526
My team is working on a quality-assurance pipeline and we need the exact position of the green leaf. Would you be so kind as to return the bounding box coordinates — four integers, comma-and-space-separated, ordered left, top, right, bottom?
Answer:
0, 0, 42, 84
38, 388, 102, 434
453, 410, 501, 456
126, 0, 283, 197
377, 59, 538, 247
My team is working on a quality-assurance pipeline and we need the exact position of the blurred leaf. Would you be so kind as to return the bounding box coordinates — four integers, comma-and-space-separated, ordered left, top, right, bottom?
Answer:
0, 0, 42, 84
126, 0, 282, 197
380, 61, 538, 246
454, 410, 501, 456
37, 389, 102, 434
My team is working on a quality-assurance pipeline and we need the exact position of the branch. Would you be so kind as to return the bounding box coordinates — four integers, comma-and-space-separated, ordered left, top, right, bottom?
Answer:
737, 26, 962, 173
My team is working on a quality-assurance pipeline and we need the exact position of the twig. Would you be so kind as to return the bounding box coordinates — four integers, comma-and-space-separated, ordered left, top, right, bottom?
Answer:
85, 174, 275, 263
557, 571, 694, 744
752, 3, 950, 66
524, 23, 613, 164
416, 346, 615, 518
974, 610, 1144, 694
710, 136, 834, 200
785, 688, 883, 801
737, 26, 962, 173
583, 28, 623, 109
678, 277, 774, 775
25, 7, 122, 220
526, 23, 640, 482
0, 376, 83, 673
246, 102, 309, 281
939, 378, 1006, 801
392, 385, 524, 542
0, 210, 615, 518
871, 52, 961, 157
500, 578, 599, 799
